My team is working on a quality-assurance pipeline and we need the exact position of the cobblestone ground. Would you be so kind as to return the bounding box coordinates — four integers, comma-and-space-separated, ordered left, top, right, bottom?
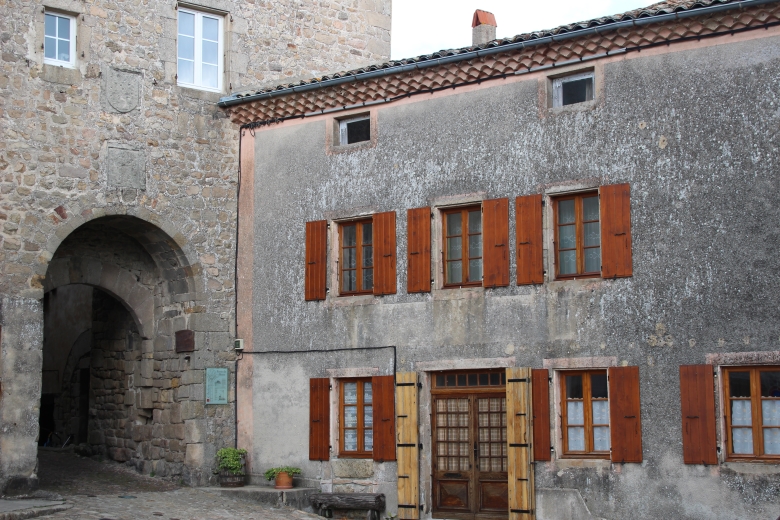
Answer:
36, 450, 320, 520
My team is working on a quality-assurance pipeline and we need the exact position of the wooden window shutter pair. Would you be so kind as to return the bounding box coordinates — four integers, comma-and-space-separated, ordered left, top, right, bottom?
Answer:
304, 213, 397, 300
308, 375, 396, 462
529, 366, 642, 463
679, 365, 718, 465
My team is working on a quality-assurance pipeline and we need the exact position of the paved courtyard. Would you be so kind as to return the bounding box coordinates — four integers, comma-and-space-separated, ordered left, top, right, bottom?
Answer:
31, 450, 320, 520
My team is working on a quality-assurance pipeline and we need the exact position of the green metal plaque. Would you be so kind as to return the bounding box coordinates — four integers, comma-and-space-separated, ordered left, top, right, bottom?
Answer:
205, 367, 228, 405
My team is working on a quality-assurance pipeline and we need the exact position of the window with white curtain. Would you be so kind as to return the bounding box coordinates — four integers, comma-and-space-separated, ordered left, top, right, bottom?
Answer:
561, 370, 610, 457
177, 7, 223, 92
724, 366, 780, 460
44, 12, 76, 67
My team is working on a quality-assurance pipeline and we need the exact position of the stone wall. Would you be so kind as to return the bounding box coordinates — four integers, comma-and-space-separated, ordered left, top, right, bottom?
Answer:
0, 0, 391, 493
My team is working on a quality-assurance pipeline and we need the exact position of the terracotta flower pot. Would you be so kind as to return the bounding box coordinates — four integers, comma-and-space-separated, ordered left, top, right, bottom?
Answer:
274, 471, 294, 489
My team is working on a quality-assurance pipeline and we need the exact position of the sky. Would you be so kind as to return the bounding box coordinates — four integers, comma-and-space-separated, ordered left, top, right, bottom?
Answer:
391, 0, 656, 59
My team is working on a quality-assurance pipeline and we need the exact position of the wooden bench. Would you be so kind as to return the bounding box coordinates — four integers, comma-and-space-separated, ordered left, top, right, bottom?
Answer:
309, 492, 386, 520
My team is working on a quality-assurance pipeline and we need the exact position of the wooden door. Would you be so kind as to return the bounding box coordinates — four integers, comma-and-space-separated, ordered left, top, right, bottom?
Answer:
432, 371, 508, 520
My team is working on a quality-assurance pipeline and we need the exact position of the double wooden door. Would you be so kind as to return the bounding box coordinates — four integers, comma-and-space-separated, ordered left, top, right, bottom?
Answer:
432, 392, 508, 519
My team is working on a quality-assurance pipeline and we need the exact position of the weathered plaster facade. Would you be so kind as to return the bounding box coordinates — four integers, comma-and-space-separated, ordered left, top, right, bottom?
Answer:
233, 20, 780, 520
0, 0, 391, 493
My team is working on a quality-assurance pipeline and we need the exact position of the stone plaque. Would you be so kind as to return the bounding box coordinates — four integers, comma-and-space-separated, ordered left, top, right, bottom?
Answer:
175, 329, 195, 353
107, 145, 146, 189
106, 68, 140, 113
206, 368, 228, 405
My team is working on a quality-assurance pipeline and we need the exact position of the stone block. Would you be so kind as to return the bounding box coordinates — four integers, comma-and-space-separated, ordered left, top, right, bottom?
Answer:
170, 403, 182, 424
331, 458, 375, 479
140, 358, 154, 379
136, 388, 154, 409
181, 400, 204, 420
185, 419, 206, 443
107, 143, 146, 189
189, 312, 229, 332
102, 67, 141, 113
182, 369, 204, 385
185, 443, 204, 467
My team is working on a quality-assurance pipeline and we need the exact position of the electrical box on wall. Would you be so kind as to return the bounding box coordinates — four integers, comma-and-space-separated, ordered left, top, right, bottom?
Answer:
234, 339, 244, 351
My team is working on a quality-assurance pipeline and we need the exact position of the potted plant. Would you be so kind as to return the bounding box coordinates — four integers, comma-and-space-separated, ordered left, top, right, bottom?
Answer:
215, 448, 247, 487
264, 466, 302, 489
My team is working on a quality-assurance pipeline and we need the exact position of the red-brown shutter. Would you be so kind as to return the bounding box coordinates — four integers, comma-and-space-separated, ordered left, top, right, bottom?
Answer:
407, 207, 431, 293
516, 195, 544, 285
482, 198, 509, 288
532, 368, 551, 462
305, 220, 328, 301
373, 211, 397, 296
680, 365, 718, 465
608, 366, 643, 463
372, 375, 396, 462
600, 183, 633, 279
309, 378, 330, 461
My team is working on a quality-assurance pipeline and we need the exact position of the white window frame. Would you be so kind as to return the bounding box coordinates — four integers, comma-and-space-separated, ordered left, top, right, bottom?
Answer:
177, 6, 224, 93
552, 71, 594, 108
339, 115, 370, 146
43, 11, 76, 68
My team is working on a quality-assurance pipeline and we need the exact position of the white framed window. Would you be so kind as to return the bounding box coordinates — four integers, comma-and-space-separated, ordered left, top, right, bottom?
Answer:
552, 71, 594, 108
338, 115, 371, 146
44, 12, 76, 67
177, 7, 224, 92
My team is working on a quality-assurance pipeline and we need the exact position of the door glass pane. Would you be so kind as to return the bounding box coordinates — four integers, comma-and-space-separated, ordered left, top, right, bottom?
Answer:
583, 196, 599, 221
45, 14, 57, 37
585, 247, 600, 273
762, 400, 780, 426
566, 375, 583, 399
364, 429, 373, 451
468, 259, 482, 282
178, 11, 195, 36
447, 212, 462, 235
764, 428, 780, 455
584, 222, 600, 247
593, 426, 610, 451
344, 406, 357, 428
559, 224, 576, 249
447, 261, 462, 284
468, 210, 481, 233
344, 429, 357, 451
343, 225, 356, 246
567, 427, 585, 451
567, 401, 584, 425
202, 16, 219, 41
178, 34, 194, 60
558, 199, 575, 224
731, 400, 752, 426
761, 371, 780, 397
343, 382, 357, 404
559, 250, 576, 275
592, 401, 609, 424
469, 234, 482, 257
58, 16, 70, 39
447, 236, 462, 260
730, 372, 751, 397
363, 382, 372, 404
732, 428, 753, 454
202, 64, 218, 88
362, 222, 372, 245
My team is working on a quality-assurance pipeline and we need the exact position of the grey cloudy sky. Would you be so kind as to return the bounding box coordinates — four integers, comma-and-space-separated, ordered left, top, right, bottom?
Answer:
391, 0, 656, 59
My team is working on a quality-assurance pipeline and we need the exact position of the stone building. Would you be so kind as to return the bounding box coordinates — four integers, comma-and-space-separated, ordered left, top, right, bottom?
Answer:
0, 0, 391, 492
221, 0, 780, 518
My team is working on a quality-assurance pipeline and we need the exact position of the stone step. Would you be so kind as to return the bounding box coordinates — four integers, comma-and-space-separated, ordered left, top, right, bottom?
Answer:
0, 499, 72, 520
199, 486, 318, 512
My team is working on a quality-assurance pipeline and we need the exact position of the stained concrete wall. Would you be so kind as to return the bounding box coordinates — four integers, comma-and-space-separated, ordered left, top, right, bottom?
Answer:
244, 33, 780, 519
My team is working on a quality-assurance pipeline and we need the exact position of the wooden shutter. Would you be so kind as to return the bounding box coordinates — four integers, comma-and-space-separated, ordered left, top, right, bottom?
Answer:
396, 372, 419, 519
531, 369, 551, 462
372, 375, 396, 462
507, 367, 535, 520
483, 198, 510, 288
407, 207, 431, 293
600, 183, 632, 279
608, 366, 642, 463
309, 378, 330, 461
680, 365, 718, 465
373, 211, 397, 296
516, 195, 544, 285
305, 220, 328, 301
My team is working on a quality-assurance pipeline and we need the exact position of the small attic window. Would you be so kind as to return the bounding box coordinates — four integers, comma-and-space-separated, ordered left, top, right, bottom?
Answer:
552, 71, 594, 107
339, 115, 371, 145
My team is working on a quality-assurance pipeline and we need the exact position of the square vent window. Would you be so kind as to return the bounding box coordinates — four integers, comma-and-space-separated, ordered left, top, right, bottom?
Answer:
552, 71, 594, 107
339, 115, 371, 145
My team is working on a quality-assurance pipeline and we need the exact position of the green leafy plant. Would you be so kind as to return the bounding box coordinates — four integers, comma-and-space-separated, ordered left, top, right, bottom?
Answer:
264, 466, 302, 481
216, 448, 247, 475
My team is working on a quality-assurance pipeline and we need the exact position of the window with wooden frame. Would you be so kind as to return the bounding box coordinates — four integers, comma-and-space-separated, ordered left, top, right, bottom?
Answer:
554, 192, 600, 278
340, 379, 373, 457
443, 206, 483, 287
561, 370, 610, 458
724, 366, 780, 460
340, 219, 373, 295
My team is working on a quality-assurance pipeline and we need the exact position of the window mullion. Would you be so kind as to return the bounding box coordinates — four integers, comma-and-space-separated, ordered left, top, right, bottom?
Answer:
575, 196, 584, 275
356, 224, 363, 292
752, 369, 762, 456
194, 12, 202, 86
584, 374, 593, 453
357, 381, 364, 453
462, 209, 469, 282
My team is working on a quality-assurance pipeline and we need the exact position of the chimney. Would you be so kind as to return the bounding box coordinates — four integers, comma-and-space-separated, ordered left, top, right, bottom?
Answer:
472, 9, 497, 46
